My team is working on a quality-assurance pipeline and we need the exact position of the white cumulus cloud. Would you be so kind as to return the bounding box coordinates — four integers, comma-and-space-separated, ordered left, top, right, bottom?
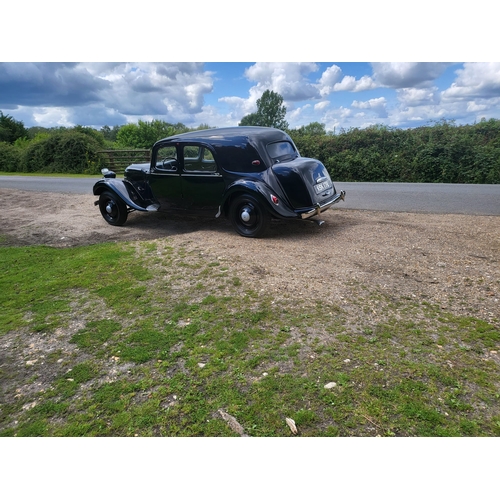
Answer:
243, 62, 321, 101
352, 97, 388, 118
314, 101, 330, 111
397, 87, 439, 107
372, 62, 450, 88
441, 62, 500, 100
318, 65, 376, 95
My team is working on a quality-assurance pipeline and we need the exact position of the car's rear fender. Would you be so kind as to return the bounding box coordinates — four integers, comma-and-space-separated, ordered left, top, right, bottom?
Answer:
220, 179, 297, 219
272, 157, 336, 209
93, 178, 158, 212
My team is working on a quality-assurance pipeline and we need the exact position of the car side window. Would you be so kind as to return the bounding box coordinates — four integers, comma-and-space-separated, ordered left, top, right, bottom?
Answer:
183, 146, 217, 173
155, 146, 178, 171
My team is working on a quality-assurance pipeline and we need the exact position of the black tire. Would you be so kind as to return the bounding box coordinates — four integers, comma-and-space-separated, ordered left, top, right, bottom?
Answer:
98, 191, 128, 226
229, 194, 270, 238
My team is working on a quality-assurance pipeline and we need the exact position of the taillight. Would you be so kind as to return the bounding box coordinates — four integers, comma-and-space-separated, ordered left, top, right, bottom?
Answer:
271, 195, 279, 205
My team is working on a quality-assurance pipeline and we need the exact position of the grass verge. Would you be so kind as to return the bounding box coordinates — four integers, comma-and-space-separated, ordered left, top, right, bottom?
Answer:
1, 240, 499, 436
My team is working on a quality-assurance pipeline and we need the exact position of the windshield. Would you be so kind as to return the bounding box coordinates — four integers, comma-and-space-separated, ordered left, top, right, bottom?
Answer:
266, 141, 298, 162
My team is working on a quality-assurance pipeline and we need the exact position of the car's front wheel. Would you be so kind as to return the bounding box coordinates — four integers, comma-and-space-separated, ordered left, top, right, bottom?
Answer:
229, 194, 270, 238
98, 191, 128, 226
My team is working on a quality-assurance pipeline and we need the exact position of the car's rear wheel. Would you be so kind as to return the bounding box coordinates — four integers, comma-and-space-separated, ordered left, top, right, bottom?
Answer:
99, 191, 128, 226
230, 194, 270, 238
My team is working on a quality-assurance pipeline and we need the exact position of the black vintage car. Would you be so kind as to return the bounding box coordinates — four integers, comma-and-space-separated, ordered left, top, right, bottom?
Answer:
93, 126, 345, 237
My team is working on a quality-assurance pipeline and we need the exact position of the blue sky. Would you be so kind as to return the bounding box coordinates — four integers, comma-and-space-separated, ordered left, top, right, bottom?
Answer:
2, 4, 499, 133
2, 62, 499, 132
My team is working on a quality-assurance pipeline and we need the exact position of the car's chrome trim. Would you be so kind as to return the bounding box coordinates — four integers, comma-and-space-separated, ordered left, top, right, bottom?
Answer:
181, 173, 221, 177
150, 172, 180, 177
300, 190, 346, 219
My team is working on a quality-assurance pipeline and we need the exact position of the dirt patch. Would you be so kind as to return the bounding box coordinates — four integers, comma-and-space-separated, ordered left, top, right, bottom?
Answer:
1, 187, 499, 327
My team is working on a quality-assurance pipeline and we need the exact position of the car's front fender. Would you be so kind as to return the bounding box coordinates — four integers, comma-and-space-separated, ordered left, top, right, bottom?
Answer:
93, 178, 159, 212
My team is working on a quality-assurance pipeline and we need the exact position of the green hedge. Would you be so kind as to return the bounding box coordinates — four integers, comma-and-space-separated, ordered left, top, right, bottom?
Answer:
0, 142, 22, 172
1, 119, 499, 182
291, 119, 500, 184
0, 131, 106, 174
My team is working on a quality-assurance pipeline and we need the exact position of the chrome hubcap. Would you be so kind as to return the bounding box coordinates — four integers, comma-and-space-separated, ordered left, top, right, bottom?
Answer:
241, 208, 251, 222
106, 201, 115, 214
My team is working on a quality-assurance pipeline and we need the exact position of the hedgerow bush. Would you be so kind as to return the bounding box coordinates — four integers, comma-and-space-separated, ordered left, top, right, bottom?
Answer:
0, 142, 22, 172
291, 119, 500, 184
20, 130, 106, 174
1, 118, 499, 182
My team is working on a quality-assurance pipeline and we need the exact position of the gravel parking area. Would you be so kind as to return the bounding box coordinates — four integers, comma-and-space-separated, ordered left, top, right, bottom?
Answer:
1, 188, 498, 327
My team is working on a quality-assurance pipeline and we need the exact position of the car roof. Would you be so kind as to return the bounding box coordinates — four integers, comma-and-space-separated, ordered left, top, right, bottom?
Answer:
159, 126, 288, 143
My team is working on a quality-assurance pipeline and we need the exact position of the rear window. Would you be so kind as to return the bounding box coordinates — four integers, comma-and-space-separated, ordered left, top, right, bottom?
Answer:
266, 141, 298, 162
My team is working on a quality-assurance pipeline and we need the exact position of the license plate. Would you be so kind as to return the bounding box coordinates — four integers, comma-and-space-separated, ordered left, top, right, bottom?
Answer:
314, 180, 331, 194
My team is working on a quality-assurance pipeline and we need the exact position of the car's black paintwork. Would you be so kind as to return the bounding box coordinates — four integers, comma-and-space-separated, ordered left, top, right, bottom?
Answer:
93, 126, 345, 237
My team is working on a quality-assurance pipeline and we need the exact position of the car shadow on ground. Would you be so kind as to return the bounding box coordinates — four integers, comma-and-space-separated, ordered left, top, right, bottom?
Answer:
0, 188, 353, 248
117, 207, 353, 242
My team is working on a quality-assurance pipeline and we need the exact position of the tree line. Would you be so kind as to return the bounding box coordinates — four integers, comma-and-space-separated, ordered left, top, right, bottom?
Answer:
0, 113, 210, 174
1, 103, 499, 183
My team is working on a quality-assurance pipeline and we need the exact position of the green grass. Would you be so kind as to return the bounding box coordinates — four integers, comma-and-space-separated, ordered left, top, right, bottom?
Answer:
0, 240, 499, 437
0, 244, 151, 333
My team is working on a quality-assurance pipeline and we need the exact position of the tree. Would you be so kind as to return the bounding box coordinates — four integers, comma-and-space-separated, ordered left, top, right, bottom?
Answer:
294, 121, 326, 136
27, 126, 50, 139
116, 120, 172, 149
73, 125, 106, 147
116, 120, 190, 149
239, 113, 261, 127
239, 90, 288, 130
194, 123, 213, 130
100, 125, 121, 142
0, 112, 28, 144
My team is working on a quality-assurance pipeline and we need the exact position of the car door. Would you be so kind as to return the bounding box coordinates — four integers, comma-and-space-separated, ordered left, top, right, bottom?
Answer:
180, 144, 225, 211
148, 144, 183, 209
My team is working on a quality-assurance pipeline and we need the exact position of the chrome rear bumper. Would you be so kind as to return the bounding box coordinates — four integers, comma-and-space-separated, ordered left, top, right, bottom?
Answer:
300, 190, 346, 219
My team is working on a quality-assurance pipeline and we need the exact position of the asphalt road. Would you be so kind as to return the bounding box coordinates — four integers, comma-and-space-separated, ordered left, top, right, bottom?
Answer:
1, 176, 499, 216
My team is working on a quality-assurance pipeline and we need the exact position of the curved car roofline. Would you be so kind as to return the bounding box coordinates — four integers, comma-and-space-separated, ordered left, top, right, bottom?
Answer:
156, 126, 292, 145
